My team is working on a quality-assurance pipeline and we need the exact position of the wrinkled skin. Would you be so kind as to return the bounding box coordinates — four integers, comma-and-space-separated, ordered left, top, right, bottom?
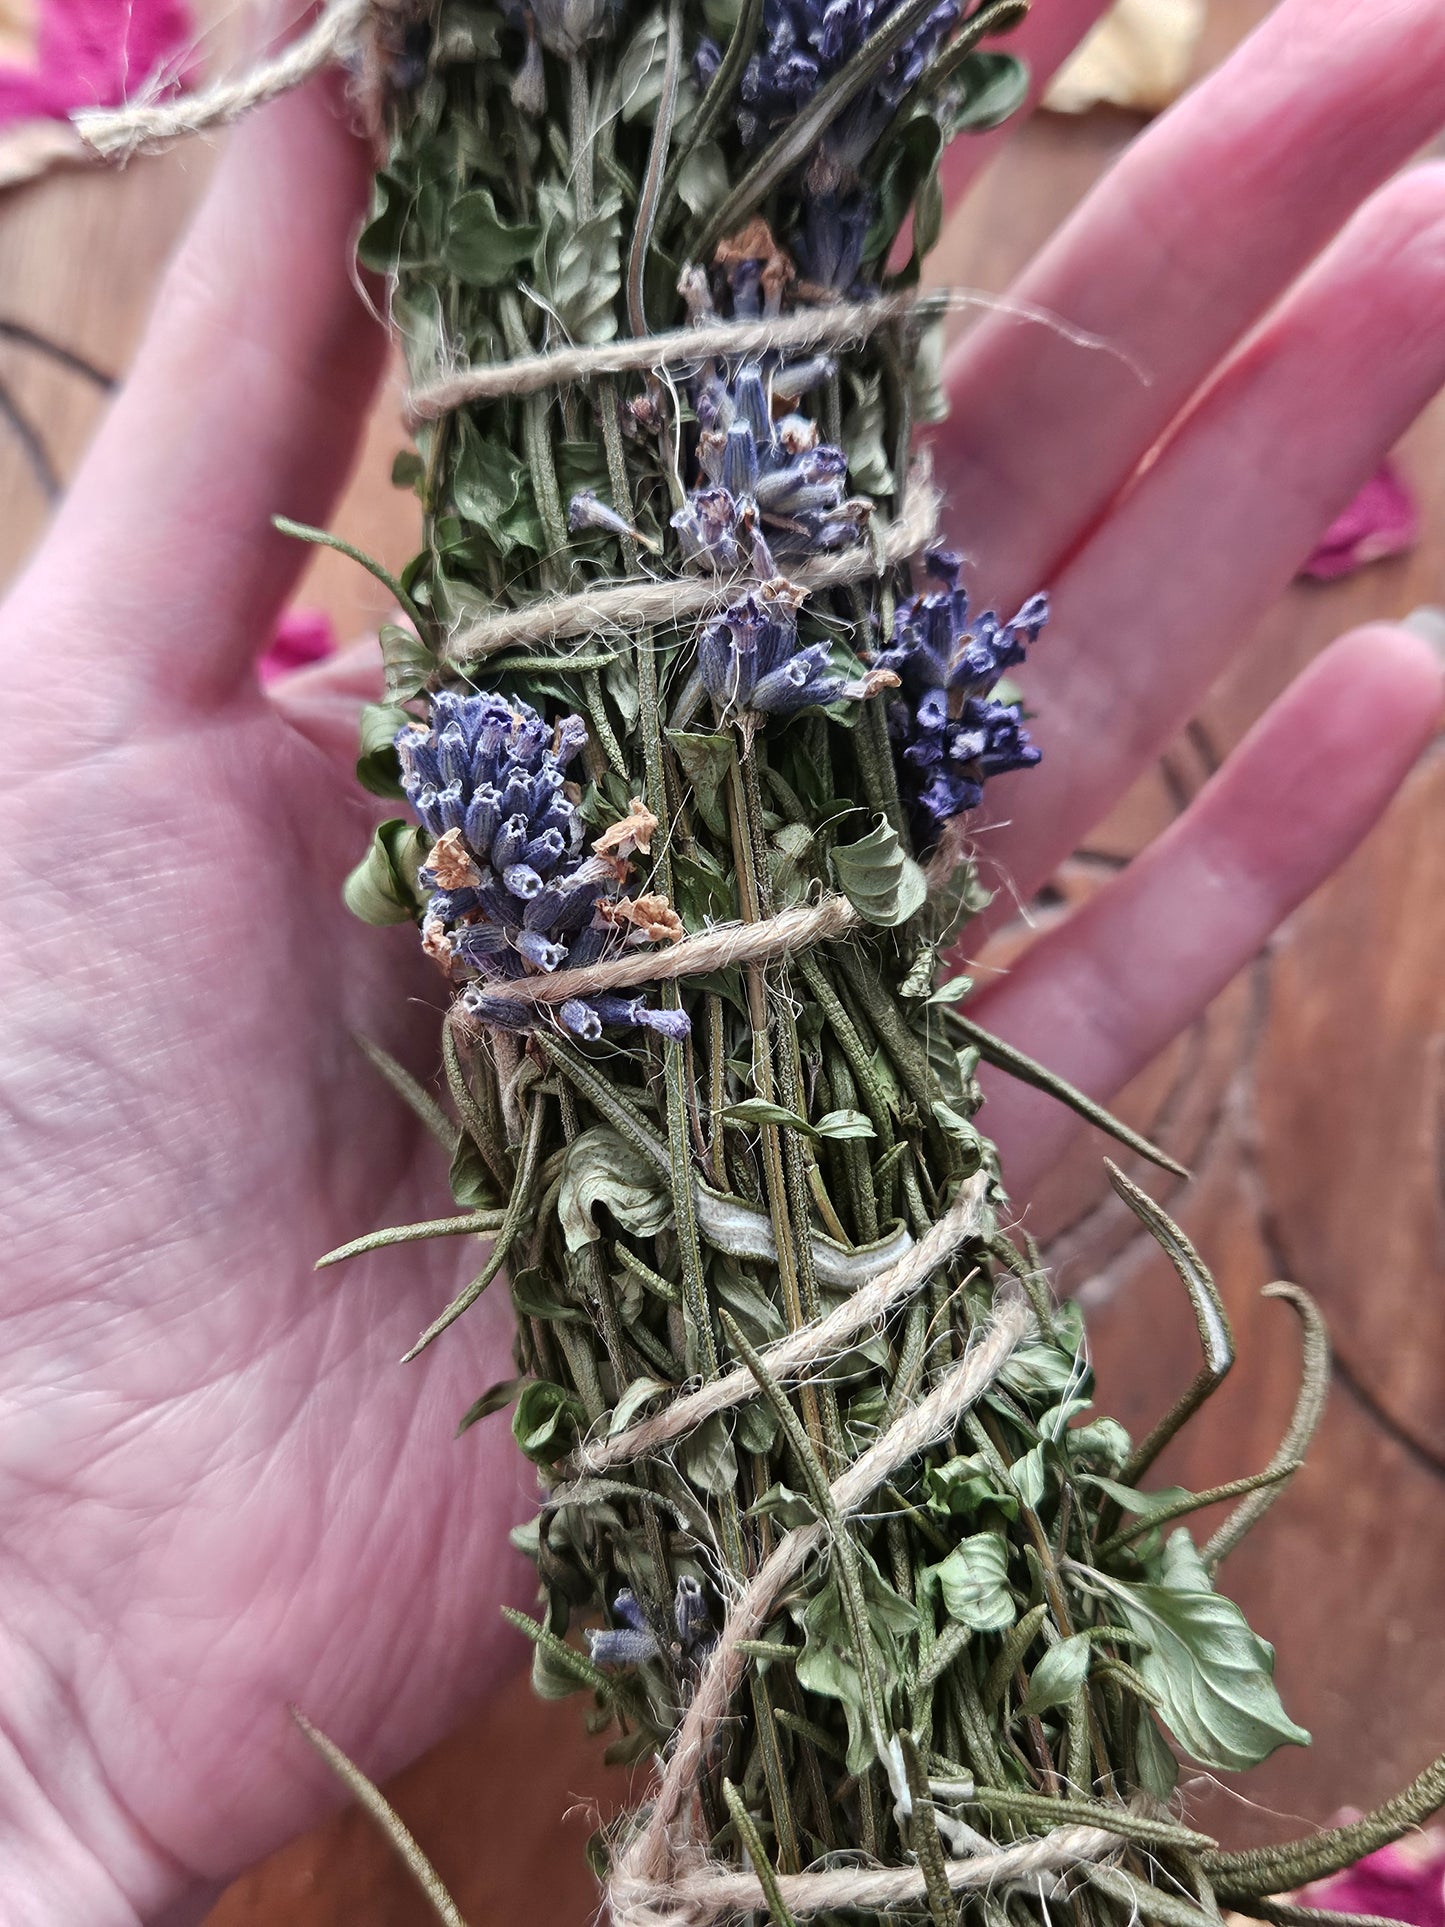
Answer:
1, 0, 1443, 1917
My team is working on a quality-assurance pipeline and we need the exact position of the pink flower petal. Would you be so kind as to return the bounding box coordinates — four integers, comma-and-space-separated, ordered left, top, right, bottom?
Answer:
1304, 1828, 1445, 1927
1301, 459, 1420, 583
0, 0, 194, 127
260, 608, 338, 686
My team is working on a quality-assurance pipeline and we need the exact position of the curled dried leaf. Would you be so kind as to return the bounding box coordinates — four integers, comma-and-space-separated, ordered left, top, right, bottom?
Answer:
599, 893, 686, 943
592, 797, 659, 865
426, 826, 482, 890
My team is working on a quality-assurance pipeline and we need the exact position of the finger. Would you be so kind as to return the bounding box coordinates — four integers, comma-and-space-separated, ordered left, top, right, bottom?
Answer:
270, 632, 384, 763
9, 70, 387, 710
972, 625, 1444, 1195
936, 0, 1114, 212
981, 161, 1445, 906
933, 0, 1445, 610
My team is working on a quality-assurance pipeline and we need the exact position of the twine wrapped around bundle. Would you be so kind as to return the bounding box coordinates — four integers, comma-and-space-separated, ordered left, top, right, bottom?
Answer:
55, 0, 1445, 1919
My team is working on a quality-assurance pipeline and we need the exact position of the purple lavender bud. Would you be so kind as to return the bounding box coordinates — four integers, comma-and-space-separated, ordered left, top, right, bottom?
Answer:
693, 34, 721, 86
464, 987, 537, 1033
523, 828, 567, 872
560, 999, 603, 1042
732, 365, 771, 442
454, 922, 511, 969
499, 767, 534, 818
437, 723, 470, 789
635, 1004, 692, 1042
554, 713, 589, 766
883, 574, 1049, 852
464, 787, 502, 854
615, 1589, 649, 1631
722, 420, 760, 499
752, 643, 844, 717
431, 889, 480, 925
794, 189, 872, 294
396, 727, 440, 790
588, 1626, 660, 1667
515, 928, 567, 972
412, 787, 445, 838
503, 863, 544, 900
492, 813, 529, 871
436, 782, 467, 833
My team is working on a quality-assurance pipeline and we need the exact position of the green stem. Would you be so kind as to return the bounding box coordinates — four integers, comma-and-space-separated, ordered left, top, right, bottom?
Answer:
1203, 1752, 1445, 1903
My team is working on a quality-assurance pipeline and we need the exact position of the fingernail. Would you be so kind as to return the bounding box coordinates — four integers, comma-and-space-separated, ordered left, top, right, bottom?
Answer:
1402, 606, 1445, 656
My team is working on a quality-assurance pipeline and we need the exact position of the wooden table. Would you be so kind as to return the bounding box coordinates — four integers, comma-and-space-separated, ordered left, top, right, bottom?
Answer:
1, 4, 1440, 1919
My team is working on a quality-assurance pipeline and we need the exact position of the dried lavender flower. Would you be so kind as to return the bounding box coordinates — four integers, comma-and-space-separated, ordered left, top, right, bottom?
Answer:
397, 691, 687, 1040
740, 0, 963, 171
876, 549, 1048, 846
672, 361, 867, 572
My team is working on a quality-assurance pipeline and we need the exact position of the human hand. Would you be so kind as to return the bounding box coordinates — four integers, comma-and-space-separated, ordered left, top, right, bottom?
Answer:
0, 2, 1442, 1919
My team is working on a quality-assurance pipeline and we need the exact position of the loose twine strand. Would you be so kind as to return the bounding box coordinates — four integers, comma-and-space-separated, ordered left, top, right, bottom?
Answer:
607, 1292, 1041, 1925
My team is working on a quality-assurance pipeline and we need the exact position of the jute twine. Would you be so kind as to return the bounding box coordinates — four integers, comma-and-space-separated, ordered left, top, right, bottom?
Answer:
0, 15, 1120, 1917
604, 1292, 1049, 1925
447, 463, 941, 663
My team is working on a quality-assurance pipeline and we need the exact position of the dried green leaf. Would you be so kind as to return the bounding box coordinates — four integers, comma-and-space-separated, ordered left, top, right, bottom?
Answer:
343, 819, 428, 926
513, 1381, 587, 1464
925, 1531, 1016, 1632
558, 1126, 673, 1251
443, 187, 541, 287
831, 815, 928, 927
678, 1411, 738, 1495
813, 1109, 875, 1142
924, 1452, 1018, 1521
357, 702, 413, 798
666, 729, 736, 839
610, 1376, 671, 1434
379, 623, 434, 703
795, 1549, 917, 1775
947, 49, 1030, 132
722, 1098, 815, 1137
456, 1377, 527, 1434
1089, 1530, 1310, 1770
676, 140, 729, 216
1022, 1633, 1092, 1716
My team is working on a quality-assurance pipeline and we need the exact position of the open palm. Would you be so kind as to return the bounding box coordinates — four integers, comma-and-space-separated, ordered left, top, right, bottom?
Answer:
1, 2, 1443, 1918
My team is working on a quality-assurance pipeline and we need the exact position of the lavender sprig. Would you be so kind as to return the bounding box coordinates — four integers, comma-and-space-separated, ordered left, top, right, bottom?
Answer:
398, 690, 688, 1042
875, 547, 1047, 848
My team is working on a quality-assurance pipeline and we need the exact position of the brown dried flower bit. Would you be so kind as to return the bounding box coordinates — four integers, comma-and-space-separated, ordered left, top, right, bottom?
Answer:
592, 797, 658, 866
713, 217, 795, 314
421, 915, 455, 972
426, 826, 482, 890
598, 894, 686, 944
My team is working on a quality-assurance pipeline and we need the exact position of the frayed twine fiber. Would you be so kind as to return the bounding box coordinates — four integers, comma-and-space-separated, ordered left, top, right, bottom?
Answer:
610, 1823, 1121, 1925
479, 893, 859, 1011
71, 0, 372, 161
607, 1291, 1034, 1925
407, 292, 938, 421
566, 1170, 994, 1476
447, 459, 940, 662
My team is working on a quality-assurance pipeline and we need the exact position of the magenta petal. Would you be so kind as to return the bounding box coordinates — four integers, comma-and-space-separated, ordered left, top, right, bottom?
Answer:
260, 608, 339, 686
0, 0, 194, 128
1306, 1830, 1445, 1927
1301, 459, 1421, 582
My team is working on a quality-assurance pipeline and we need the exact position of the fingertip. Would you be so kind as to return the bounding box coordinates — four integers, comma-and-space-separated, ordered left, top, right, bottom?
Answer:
1298, 620, 1445, 762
